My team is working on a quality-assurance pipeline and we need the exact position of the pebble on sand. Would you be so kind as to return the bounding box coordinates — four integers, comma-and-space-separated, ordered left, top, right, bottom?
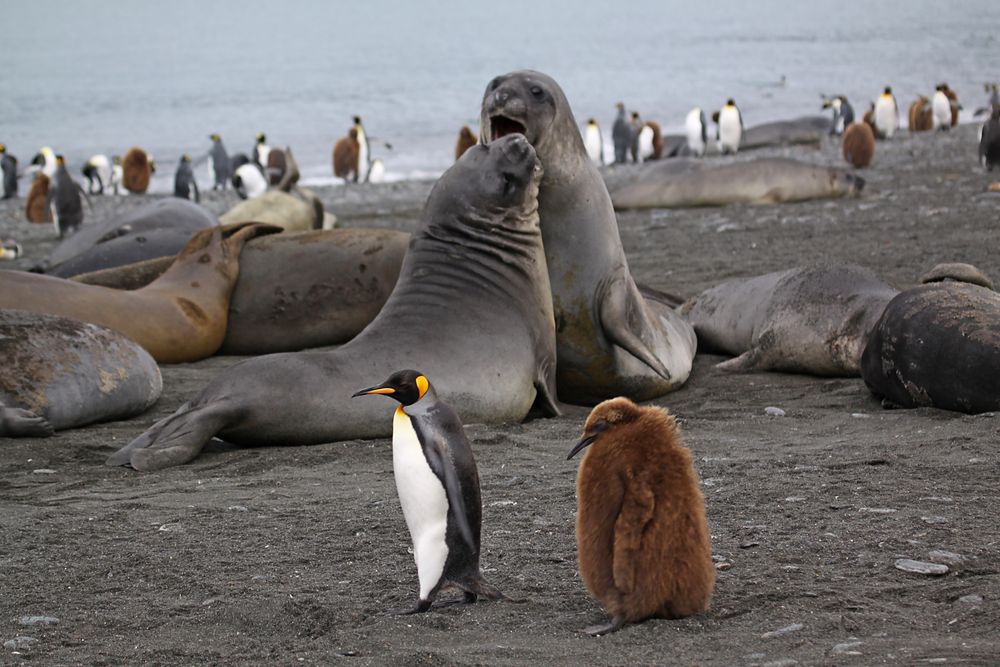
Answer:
3, 636, 37, 650
19, 616, 58, 626
764, 407, 786, 417
958, 594, 983, 606
761, 623, 804, 639
894, 558, 949, 576
928, 550, 964, 565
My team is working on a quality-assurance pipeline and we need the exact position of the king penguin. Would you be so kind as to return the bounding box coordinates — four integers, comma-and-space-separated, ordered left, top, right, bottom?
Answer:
173, 154, 200, 202
583, 118, 604, 166
717, 99, 743, 155
353, 369, 510, 614
611, 102, 630, 164
110, 155, 123, 195
81, 154, 112, 195
822, 95, 855, 135
232, 161, 268, 199
252, 132, 270, 168
932, 84, 954, 131
980, 104, 1000, 171
46, 155, 85, 238
353, 115, 371, 183
874, 87, 898, 139
684, 107, 708, 157
31, 146, 57, 178
208, 133, 231, 190
0, 144, 17, 199
367, 158, 386, 184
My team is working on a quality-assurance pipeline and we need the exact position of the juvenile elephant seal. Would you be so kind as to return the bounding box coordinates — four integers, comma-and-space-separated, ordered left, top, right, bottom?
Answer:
219, 190, 325, 232
0, 310, 161, 437
862, 282, 1000, 413
680, 265, 897, 376
108, 135, 559, 470
0, 223, 280, 363
608, 158, 864, 210
740, 115, 832, 149
481, 70, 695, 404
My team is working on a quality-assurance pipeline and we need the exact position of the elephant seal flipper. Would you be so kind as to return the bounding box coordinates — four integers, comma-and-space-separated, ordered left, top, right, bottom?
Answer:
106, 401, 224, 470
599, 276, 671, 379
0, 407, 55, 437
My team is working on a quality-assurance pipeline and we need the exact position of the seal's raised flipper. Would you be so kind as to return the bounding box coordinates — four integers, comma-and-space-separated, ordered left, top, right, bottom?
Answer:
533, 358, 562, 417
0, 407, 55, 437
106, 401, 234, 471
599, 276, 672, 380
636, 282, 686, 309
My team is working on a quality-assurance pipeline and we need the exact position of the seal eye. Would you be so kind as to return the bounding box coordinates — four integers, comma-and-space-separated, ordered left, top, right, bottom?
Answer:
530, 86, 544, 98
489, 77, 502, 91
502, 172, 519, 196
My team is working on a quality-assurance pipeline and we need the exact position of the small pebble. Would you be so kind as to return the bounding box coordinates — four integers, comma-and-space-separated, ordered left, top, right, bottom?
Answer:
740, 541, 760, 549
832, 639, 863, 655
764, 407, 786, 417
489, 500, 517, 507
18, 616, 58, 626
31, 469, 56, 475
859, 507, 896, 514
3, 636, 37, 650
761, 623, 803, 639
227, 506, 249, 512
928, 550, 963, 565
850, 412, 870, 419
922, 516, 948, 525
763, 660, 798, 667
715, 562, 732, 571
894, 558, 949, 576
958, 594, 983, 606
784, 496, 806, 502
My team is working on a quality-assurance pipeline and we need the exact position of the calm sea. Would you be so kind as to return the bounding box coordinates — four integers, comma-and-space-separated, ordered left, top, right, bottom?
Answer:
2, 0, 997, 191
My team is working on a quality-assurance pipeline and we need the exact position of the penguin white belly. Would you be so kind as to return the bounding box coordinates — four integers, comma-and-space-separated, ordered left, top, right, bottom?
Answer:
256, 145, 271, 166
584, 126, 603, 165
368, 159, 386, 183
392, 408, 449, 600
235, 164, 268, 198
356, 129, 370, 182
111, 165, 123, 194
685, 110, 705, 156
932, 92, 950, 128
637, 126, 654, 161
875, 100, 896, 137
719, 109, 742, 152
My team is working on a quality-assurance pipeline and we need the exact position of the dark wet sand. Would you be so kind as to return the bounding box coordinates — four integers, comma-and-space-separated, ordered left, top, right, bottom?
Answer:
2, 125, 999, 665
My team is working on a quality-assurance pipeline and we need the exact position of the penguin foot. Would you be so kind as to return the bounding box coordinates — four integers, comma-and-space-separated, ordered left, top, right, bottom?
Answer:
581, 616, 626, 636
384, 599, 432, 616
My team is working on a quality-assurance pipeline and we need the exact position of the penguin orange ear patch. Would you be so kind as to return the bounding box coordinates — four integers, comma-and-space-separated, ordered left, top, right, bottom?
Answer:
416, 375, 429, 399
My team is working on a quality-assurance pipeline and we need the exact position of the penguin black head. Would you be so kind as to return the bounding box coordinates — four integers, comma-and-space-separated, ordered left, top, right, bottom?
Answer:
587, 117, 597, 125
726, 98, 736, 106
210, 133, 221, 141
56, 154, 66, 165
353, 115, 362, 125
567, 397, 642, 459
256, 132, 266, 143
883, 86, 892, 95
0, 144, 5, 153
353, 369, 431, 406
630, 111, 640, 121
181, 154, 190, 162
615, 102, 624, 111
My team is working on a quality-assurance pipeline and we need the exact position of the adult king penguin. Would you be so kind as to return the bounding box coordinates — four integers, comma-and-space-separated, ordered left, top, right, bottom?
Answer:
82, 154, 112, 195
932, 84, 956, 130
252, 132, 270, 168
31, 147, 57, 178
173, 154, 199, 202
874, 87, 898, 139
353, 370, 510, 614
0, 144, 17, 199
46, 155, 85, 237
980, 104, 1000, 171
208, 133, 230, 190
584, 118, 604, 166
611, 102, 630, 164
717, 99, 743, 155
684, 107, 708, 157
353, 115, 371, 182
822, 95, 855, 135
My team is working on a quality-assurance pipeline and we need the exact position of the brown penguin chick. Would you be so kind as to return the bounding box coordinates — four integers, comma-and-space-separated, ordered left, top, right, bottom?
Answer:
25, 173, 50, 223
568, 397, 714, 636
122, 147, 153, 193
862, 102, 876, 132
643, 120, 664, 159
455, 125, 477, 161
908, 96, 933, 132
842, 122, 875, 168
332, 128, 360, 182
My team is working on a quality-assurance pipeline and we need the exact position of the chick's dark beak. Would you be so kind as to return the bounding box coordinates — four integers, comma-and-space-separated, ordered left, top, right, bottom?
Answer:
567, 434, 598, 460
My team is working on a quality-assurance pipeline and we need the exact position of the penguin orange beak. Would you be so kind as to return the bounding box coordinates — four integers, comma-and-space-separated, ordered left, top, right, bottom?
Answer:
567, 434, 598, 460
352, 385, 396, 398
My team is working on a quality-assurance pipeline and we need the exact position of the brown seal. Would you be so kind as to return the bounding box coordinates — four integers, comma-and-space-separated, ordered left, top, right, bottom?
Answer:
842, 122, 875, 168
122, 147, 154, 193
26, 173, 50, 223
455, 126, 477, 161
0, 222, 281, 363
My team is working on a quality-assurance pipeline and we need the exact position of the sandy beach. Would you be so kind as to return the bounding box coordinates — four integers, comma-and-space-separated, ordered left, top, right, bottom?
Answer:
2, 124, 999, 665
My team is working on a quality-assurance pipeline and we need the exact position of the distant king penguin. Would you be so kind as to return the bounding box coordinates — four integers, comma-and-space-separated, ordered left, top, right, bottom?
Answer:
717, 99, 743, 155
874, 87, 898, 139
173, 154, 200, 202
0, 144, 17, 199
353, 370, 510, 614
353, 115, 371, 183
46, 155, 85, 237
611, 102, 630, 164
81, 154, 112, 195
252, 132, 270, 168
684, 107, 708, 157
209, 133, 230, 190
980, 104, 1000, 171
583, 118, 604, 166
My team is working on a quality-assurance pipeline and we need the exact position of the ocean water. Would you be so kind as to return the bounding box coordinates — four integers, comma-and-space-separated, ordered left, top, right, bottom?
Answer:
2, 0, 997, 192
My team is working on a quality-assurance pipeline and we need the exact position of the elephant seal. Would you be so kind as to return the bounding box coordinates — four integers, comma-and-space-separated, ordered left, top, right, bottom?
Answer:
608, 158, 864, 210
861, 281, 1000, 413
0, 222, 281, 363
680, 265, 897, 376
219, 190, 325, 232
108, 134, 559, 470
69, 229, 410, 354
41, 198, 218, 275
481, 70, 695, 404
0, 310, 161, 437
740, 115, 832, 150
920, 262, 994, 290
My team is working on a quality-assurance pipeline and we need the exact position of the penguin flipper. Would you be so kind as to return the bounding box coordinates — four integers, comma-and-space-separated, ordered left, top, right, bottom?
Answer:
412, 409, 476, 551
106, 401, 233, 471
612, 474, 656, 594
599, 274, 672, 380
0, 407, 55, 437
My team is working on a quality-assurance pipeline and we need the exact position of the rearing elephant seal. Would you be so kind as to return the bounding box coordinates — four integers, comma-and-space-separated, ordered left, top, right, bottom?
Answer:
481, 70, 695, 404
108, 134, 559, 471
0, 310, 162, 437
680, 265, 897, 376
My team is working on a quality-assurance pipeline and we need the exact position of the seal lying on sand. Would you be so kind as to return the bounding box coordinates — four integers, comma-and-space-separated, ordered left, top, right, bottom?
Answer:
108, 135, 559, 471
740, 116, 832, 150
680, 265, 897, 376
0, 223, 280, 364
41, 198, 218, 276
607, 158, 864, 210
71, 228, 411, 355
0, 310, 161, 437
481, 70, 696, 404
861, 280, 1000, 413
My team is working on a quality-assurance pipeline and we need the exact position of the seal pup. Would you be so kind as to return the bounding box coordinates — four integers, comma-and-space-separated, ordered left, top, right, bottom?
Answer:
611, 102, 630, 164
354, 370, 510, 614
208, 133, 230, 190
25, 173, 50, 223
1, 143, 18, 199
107, 134, 559, 470
0, 310, 162, 437
0, 222, 280, 364
842, 121, 875, 168
455, 126, 477, 161
481, 70, 696, 404
122, 147, 154, 194
680, 265, 896, 376
47, 155, 86, 237
822, 95, 854, 135
717, 99, 743, 154
173, 154, 199, 202
980, 104, 1000, 170
569, 397, 714, 636
874, 87, 898, 139
862, 280, 1000, 414
908, 96, 933, 132
82, 154, 112, 194
583, 118, 604, 166
333, 128, 361, 182
684, 107, 708, 157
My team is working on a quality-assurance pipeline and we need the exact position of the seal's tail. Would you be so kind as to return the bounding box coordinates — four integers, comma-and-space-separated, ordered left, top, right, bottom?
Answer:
106, 400, 233, 471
